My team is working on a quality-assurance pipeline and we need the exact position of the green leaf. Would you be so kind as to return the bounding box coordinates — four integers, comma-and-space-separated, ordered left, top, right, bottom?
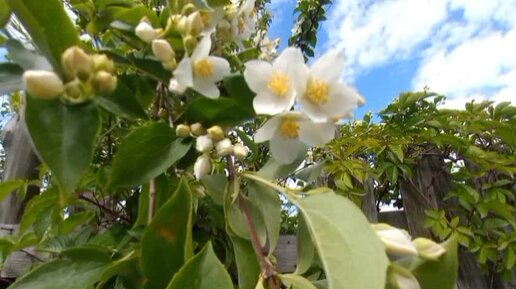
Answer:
258, 148, 306, 179
134, 175, 175, 227
288, 192, 389, 289
0, 179, 25, 202
413, 236, 458, 289
295, 162, 325, 183
226, 195, 267, 246
223, 74, 254, 108
25, 98, 101, 194
141, 178, 193, 289
5, 39, 49, 70
108, 123, 191, 190
388, 145, 404, 162
279, 274, 317, 289
294, 212, 315, 275
0, 0, 10, 27
248, 182, 281, 253
200, 173, 227, 206
231, 236, 261, 289
7, 0, 80, 73
182, 97, 254, 127
165, 242, 233, 289
9, 248, 111, 289
96, 75, 148, 119
0, 62, 23, 94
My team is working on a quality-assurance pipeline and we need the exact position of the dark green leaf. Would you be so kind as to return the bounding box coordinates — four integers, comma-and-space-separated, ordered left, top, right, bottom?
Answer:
96, 75, 148, 119
108, 123, 191, 190
223, 74, 254, 108
248, 182, 281, 252
26, 98, 101, 194
231, 236, 260, 289
0, 62, 23, 94
165, 242, 233, 289
182, 97, 254, 127
7, 0, 80, 73
0, 0, 10, 27
200, 173, 227, 206
141, 178, 193, 289
0, 179, 24, 202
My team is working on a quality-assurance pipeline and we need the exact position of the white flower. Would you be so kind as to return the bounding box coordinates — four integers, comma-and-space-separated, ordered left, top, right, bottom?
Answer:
135, 20, 159, 43
200, 7, 225, 36
233, 143, 248, 160
230, 0, 257, 44
173, 36, 231, 98
244, 47, 306, 115
152, 39, 175, 62
296, 50, 363, 123
216, 138, 233, 157
254, 112, 336, 164
194, 154, 212, 179
373, 224, 418, 256
23, 70, 64, 99
196, 135, 213, 153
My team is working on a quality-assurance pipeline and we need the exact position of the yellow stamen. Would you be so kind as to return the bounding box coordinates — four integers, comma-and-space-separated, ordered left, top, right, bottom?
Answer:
306, 78, 329, 105
267, 72, 290, 97
194, 58, 214, 77
201, 13, 211, 26
279, 118, 300, 139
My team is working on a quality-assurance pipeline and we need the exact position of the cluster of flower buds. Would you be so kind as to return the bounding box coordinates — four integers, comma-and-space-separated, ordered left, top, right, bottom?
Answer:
372, 223, 446, 260
23, 46, 117, 102
176, 123, 248, 179
135, 18, 177, 70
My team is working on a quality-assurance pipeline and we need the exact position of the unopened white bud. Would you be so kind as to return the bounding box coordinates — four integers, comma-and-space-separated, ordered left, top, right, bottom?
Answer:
62, 46, 93, 80
176, 124, 191, 138
92, 71, 118, 95
233, 143, 248, 161
216, 138, 233, 157
169, 78, 186, 94
194, 154, 212, 179
135, 20, 159, 43
196, 135, 213, 153
207, 125, 225, 141
177, 16, 188, 34
186, 11, 204, 36
162, 59, 177, 70
373, 224, 418, 256
413, 238, 446, 260
92, 54, 115, 73
190, 122, 205, 136
152, 39, 175, 62
23, 70, 64, 99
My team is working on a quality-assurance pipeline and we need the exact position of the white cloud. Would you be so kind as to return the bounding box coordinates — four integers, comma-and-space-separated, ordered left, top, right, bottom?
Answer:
326, 0, 516, 105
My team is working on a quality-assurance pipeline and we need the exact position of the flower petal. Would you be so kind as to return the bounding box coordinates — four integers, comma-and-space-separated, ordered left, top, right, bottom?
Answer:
193, 78, 220, 98
253, 89, 294, 115
254, 116, 281, 142
243, 60, 274, 93
299, 120, 336, 146
192, 36, 212, 60
321, 82, 358, 117
297, 95, 332, 123
311, 49, 344, 83
269, 134, 307, 164
205, 56, 230, 82
173, 58, 193, 88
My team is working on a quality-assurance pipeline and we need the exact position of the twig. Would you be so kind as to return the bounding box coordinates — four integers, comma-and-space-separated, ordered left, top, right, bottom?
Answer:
148, 178, 157, 224
78, 194, 130, 223
227, 157, 279, 289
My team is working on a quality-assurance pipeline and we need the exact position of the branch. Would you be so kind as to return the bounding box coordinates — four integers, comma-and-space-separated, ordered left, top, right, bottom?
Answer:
148, 178, 157, 224
78, 194, 131, 223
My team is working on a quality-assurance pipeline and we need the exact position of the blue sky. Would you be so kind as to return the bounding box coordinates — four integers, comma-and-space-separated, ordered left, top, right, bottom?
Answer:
267, 0, 516, 119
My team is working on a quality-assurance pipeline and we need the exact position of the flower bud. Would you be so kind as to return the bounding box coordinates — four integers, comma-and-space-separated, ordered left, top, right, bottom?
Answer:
356, 93, 366, 106
190, 122, 205, 136
207, 125, 225, 141
176, 16, 188, 35
135, 20, 158, 43
372, 224, 418, 256
183, 35, 198, 53
23, 70, 64, 99
196, 135, 213, 153
216, 138, 233, 157
194, 154, 212, 179
92, 54, 115, 73
63, 79, 84, 102
176, 124, 191, 138
169, 78, 186, 94
233, 143, 248, 161
181, 3, 197, 15
62, 46, 93, 80
152, 39, 175, 62
413, 238, 446, 260
186, 11, 204, 36
92, 71, 118, 95
162, 59, 177, 71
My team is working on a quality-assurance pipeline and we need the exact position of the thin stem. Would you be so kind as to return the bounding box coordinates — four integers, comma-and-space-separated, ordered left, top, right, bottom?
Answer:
78, 194, 130, 223
148, 178, 157, 224
227, 159, 279, 289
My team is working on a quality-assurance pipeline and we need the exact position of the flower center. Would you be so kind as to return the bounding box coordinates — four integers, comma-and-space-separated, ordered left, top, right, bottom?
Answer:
267, 72, 290, 97
279, 118, 300, 139
201, 13, 211, 26
306, 78, 329, 105
194, 58, 214, 77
